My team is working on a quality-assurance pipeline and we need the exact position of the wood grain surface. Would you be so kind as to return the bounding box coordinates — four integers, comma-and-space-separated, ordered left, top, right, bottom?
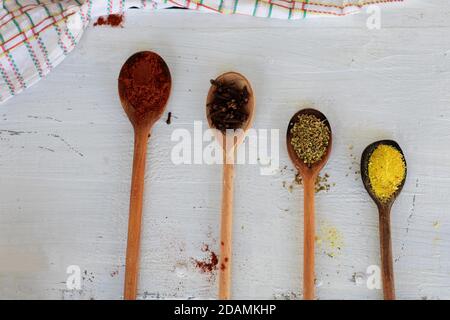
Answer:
0, 1, 449, 299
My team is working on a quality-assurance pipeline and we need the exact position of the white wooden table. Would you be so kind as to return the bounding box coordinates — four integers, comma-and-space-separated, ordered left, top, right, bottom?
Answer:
1, 1, 449, 300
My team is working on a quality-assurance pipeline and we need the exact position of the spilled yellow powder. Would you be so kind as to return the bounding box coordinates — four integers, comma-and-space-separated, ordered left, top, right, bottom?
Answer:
316, 222, 343, 258
433, 221, 441, 230
368, 145, 406, 203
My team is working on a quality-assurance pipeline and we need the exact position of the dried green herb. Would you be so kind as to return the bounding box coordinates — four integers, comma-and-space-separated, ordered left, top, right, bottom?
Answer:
207, 79, 249, 133
290, 114, 330, 166
295, 172, 333, 193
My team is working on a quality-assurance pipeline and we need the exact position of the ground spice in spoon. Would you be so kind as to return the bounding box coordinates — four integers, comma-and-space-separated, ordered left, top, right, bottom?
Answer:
368, 144, 406, 203
118, 52, 171, 116
290, 114, 330, 166
207, 79, 249, 133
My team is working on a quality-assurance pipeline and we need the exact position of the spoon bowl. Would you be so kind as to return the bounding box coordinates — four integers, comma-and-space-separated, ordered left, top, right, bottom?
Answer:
206, 72, 255, 150
286, 108, 332, 177
118, 51, 171, 129
361, 140, 407, 209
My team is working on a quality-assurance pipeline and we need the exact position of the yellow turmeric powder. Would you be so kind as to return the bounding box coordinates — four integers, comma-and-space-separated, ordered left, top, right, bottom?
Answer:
368, 144, 406, 203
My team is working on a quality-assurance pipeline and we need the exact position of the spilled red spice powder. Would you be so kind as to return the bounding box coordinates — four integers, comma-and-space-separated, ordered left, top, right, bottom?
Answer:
221, 257, 229, 271
93, 14, 124, 27
193, 244, 218, 274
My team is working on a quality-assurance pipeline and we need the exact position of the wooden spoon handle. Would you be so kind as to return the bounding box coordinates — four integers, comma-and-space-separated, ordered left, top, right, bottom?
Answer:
303, 175, 315, 300
378, 206, 396, 300
218, 159, 234, 300
124, 127, 149, 300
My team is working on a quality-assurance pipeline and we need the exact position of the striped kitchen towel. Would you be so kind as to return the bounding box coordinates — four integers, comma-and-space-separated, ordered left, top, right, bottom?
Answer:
0, 0, 402, 104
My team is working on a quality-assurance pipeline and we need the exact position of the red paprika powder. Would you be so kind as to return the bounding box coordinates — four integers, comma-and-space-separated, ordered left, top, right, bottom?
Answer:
94, 14, 124, 27
118, 52, 171, 117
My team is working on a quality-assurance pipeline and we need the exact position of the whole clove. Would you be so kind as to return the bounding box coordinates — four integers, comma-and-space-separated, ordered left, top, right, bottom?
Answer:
207, 79, 249, 133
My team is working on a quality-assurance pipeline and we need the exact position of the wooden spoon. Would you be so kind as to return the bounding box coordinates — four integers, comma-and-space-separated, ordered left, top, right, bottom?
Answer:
286, 108, 332, 300
206, 72, 255, 300
361, 140, 407, 300
118, 51, 171, 300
